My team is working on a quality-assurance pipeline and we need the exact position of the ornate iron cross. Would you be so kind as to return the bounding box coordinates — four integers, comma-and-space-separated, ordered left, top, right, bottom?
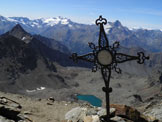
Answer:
70, 16, 149, 122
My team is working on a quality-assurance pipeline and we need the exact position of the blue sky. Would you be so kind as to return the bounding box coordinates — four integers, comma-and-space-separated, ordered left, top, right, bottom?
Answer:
0, 0, 162, 29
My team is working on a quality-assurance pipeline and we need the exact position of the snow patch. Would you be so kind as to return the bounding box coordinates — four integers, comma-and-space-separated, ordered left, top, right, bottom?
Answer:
6, 17, 18, 22
20, 21, 25, 25
105, 23, 112, 33
26, 86, 46, 93
61, 18, 69, 24
33, 22, 39, 26
43, 17, 69, 26
37, 87, 46, 91
22, 37, 26, 40
31, 24, 35, 27
68, 24, 73, 28
26, 89, 36, 93
43, 17, 60, 26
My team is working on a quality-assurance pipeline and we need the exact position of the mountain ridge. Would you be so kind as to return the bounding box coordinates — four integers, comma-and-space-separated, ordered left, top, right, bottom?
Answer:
0, 24, 89, 94
1, 15, 162, 53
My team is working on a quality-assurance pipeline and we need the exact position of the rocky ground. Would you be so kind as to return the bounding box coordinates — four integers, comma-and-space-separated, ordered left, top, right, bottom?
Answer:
0, 66, 160, 122
0, 91, 160, 122
0, 91, 79, 122
19, 66, 161, 107
0, 64, 161, 122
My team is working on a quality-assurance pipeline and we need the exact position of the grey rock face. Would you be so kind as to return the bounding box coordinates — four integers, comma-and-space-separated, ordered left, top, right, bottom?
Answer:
0, 97, 31, 122
0, 116, 14, 122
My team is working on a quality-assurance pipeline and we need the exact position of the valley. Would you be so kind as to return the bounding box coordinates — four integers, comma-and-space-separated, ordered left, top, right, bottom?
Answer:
0, 16, 161, 121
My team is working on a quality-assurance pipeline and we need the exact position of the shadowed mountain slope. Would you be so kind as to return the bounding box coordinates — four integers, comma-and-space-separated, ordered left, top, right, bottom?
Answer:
0, 24, 90, 94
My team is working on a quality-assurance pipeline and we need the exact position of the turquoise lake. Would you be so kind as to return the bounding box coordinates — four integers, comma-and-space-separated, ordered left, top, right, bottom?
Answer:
77, 94, 102, 107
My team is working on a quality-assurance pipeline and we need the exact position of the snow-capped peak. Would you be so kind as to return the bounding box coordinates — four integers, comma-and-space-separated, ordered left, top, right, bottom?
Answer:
42, 16, 70, 26
0, 15, 72, 29
0, 15, 10, 22
6, 17, 18, 22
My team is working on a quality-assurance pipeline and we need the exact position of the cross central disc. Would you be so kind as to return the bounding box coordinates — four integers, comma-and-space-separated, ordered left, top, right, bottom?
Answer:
97, 50, 112, 66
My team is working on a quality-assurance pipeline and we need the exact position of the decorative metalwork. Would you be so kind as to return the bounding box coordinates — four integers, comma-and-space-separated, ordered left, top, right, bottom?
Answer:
70, 15, 149, 122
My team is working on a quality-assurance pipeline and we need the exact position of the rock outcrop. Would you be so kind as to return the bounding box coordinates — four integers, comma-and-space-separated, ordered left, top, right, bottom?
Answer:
64, 104, 159, 122
0, 97, 32, 122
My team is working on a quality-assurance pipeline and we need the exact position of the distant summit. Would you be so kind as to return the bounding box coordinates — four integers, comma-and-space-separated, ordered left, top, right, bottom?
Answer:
113, 20, 122, 27
0, 25, 79, 94
8, 24, 32, 43
10, 24, 25, 33
8, 16, 73, 28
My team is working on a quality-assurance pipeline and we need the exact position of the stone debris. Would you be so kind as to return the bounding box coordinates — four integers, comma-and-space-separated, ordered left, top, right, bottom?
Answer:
47, 102, 53, 105
143, 101, 162, 121
0, 95, 159, 122
65, 107, 86, 122
64, 104, 159, 122
0, 97, 22, 109
48, 97, 55, 102
111, 116, 130, 122
0, 116, 15, 122
23, 111, 32, 115
83, 115, 100, 122
47, 97, 55, 105
65, 106, 115, 122
0, 97, 32, 122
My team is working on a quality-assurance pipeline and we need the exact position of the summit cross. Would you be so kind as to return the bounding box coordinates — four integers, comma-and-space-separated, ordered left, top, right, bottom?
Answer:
70, 16, 149, 122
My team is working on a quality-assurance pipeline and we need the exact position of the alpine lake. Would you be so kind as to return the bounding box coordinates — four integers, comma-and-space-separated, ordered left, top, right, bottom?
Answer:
77, 94, 102, 107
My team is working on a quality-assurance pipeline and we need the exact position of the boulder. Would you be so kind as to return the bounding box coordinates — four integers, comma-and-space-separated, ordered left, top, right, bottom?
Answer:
83, 115, 100, 122
65, 107, 87, 122
110, 104, 158, 122
83, 116, 93, 122
65, 104, 159, 122
110, 104, 141, 121
0, 96, 32, 122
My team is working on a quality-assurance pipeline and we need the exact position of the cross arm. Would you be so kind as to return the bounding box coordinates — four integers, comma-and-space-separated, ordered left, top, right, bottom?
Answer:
115, 52, 149, 64
70, 52, 95, 63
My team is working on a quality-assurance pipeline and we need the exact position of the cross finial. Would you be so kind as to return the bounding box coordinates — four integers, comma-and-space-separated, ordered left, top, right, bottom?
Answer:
96, 15, 107, 25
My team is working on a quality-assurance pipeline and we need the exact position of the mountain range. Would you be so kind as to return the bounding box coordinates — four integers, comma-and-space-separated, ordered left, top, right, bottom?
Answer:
0, 16, 162, 112
1, 15, 162, 77
1, 15, 162, 53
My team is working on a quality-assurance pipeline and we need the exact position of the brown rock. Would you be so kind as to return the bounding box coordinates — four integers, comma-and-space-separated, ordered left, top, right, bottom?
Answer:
110, 104, 144, 121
